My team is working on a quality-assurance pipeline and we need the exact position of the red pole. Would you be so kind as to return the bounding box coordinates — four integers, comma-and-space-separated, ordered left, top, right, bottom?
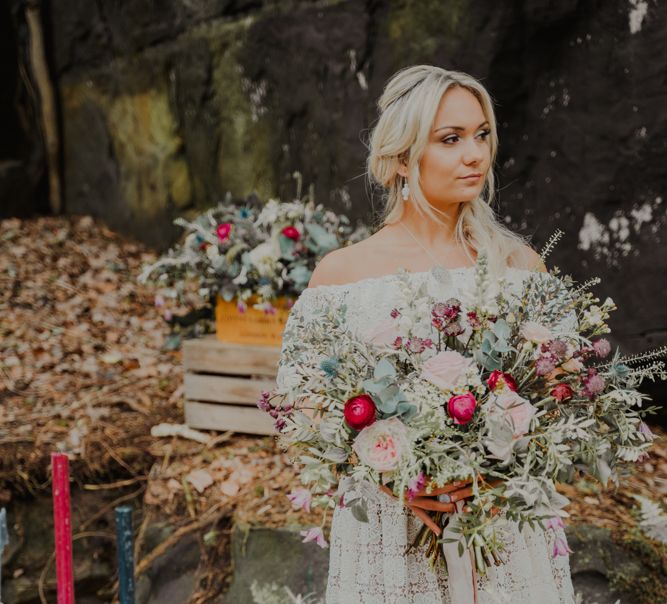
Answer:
51, 453, 75, 604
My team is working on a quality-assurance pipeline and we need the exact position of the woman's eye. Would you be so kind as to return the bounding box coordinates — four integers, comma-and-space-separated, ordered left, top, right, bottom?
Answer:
442, 130, 491, 145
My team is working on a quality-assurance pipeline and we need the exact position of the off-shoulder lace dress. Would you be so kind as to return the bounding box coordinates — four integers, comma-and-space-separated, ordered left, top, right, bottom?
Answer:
276, 266, 576, 604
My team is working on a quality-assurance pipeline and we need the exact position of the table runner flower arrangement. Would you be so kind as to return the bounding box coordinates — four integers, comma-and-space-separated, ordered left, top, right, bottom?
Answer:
138, 187, 369, 315
258, 232, 665, 578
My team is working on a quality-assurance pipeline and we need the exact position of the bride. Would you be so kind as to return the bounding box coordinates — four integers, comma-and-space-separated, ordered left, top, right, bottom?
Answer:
281, 65, 576, 603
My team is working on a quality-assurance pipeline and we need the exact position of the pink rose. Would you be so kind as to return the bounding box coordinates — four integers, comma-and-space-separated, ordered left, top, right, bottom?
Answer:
520, 321, 553, 343
447, 392, 478, 425
216, 222, 232, 242
421, 350, 475, 391
493, 390, 537, 436
352, 418, 411, 472
364, 318, 402, 348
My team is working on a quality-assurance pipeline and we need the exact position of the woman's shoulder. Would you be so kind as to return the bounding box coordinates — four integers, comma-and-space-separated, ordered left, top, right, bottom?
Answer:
509, 244, 547, 273
307, 236, 382, 288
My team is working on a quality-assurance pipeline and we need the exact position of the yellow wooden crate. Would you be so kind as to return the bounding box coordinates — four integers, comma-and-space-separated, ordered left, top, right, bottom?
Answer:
215, 294, 293, 347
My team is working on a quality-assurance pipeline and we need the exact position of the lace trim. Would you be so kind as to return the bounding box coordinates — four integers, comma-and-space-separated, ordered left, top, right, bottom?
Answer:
301, 265, 532, 295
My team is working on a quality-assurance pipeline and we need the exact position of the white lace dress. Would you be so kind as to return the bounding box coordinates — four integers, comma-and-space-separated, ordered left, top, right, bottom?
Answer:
276, 266, 576, 604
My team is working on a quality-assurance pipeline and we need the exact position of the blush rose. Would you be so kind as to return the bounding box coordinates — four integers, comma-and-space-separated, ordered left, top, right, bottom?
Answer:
352, 418, 411, 472
421, 350, 474, 391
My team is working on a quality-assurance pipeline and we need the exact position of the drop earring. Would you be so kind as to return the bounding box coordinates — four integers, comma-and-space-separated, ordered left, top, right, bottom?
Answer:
401, 178, 410, 201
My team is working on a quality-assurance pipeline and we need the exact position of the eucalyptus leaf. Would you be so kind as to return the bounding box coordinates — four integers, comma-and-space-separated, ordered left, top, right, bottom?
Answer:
288, 264, 312, 288
304, 223, 339, 252
279, 235, 296, 259
374, 358, 397, 380
350, 500, 369, 523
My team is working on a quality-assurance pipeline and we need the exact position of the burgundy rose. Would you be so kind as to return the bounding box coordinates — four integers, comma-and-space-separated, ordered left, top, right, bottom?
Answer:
486, 370, 518, 392
550, 383, 573, 402
447, 393, 478, 426
344, 394, 377, 431
281, 225, 301, 241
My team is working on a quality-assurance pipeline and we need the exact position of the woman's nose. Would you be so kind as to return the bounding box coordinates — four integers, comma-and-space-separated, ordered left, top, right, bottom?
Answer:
462, 137, 484, 164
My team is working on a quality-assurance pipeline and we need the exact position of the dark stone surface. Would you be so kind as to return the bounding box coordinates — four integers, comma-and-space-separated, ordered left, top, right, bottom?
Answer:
2, 491, 118, 603
567, 524, 639, 604
136, 524, 201, 604
34, 0, 667, 419
219, 523, 330, 604
50, 0, 264, 75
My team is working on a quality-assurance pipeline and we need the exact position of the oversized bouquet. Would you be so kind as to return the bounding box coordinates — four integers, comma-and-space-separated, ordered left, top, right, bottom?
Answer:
139, 180, 369, 312
259, 232, 665, 580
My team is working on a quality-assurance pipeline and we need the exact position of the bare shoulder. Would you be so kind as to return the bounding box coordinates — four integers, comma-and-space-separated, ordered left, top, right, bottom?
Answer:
307, 236, 380, 288
307, 245, 356, 288
511, 244, 547, 273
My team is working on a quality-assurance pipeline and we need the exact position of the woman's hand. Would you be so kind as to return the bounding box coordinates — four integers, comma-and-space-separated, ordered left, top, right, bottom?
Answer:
379, 477, 503, 536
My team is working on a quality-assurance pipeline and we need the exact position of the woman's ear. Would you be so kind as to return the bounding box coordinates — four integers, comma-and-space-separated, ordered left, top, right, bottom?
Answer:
396, 151, 409, 178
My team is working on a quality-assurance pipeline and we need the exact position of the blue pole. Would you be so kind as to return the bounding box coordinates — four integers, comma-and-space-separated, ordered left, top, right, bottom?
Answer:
0, 508, 8, 604
115, 506, 135, 604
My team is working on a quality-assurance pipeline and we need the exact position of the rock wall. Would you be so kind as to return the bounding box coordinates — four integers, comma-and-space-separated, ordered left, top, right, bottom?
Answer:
47, 1, 667, 413
0, 2, 49, 217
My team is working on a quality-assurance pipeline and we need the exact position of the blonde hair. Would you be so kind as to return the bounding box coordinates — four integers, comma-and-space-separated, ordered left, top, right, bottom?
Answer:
366, 65, 529, 276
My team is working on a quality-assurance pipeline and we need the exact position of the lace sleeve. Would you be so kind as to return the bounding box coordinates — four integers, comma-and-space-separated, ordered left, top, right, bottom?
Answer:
276, 286, 338, 395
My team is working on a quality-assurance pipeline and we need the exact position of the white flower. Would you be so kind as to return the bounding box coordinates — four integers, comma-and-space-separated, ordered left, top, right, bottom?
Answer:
254, 199, 281, 227
232, 265, 248, 285
247, 240, 280, 277
205, 245, 220, 260
583, 305, 603, 326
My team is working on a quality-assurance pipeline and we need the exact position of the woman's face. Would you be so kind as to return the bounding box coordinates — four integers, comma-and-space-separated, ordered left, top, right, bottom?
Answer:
403, 86, 492, 210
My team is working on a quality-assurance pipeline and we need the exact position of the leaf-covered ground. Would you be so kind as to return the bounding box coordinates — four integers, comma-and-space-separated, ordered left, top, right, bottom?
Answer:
1, 215, 664, 600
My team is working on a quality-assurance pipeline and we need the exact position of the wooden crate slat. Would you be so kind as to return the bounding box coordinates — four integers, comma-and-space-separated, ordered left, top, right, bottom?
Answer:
183, 334, 281, 375
185, 400, 275, 435
184, 373, 276, 405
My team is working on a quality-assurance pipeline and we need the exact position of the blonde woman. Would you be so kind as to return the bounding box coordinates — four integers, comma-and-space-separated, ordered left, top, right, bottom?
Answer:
283, 65, 576, 602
